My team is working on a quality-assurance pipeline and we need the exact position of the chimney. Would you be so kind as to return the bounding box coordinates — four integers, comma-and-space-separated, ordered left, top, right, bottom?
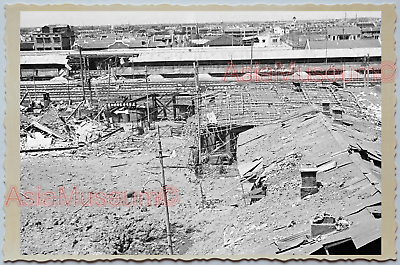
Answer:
321, 100, 331, 115
332, 108, 343, 124
300, 164, 319, 199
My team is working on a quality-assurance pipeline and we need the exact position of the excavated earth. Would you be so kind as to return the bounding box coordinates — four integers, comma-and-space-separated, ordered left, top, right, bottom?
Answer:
19, 84, 381, 256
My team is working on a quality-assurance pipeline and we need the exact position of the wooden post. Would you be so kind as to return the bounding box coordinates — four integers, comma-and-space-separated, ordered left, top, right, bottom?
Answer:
33, 72, 37, 101
108, 61, 111, 105
67, 77, 71, 104
132, 54, 135, 81
194, 61, 201, 165
152, 94, 157, 121
79, 46, 85, 100
145, 66, 150, 128
135, 102, 138, 128
226, 130, 231, 155
157, 126, 174, 255
172, 95, 177, 120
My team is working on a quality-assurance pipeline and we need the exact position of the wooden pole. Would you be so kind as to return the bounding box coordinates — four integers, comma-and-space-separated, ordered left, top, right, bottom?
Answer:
366, 53, 369, 88
85, 56, 93, 104
194, 62, 201, 165
157, 126, 174, 255
67, 77, 70, 104
145, 65, 151, 128
33, 72, 37, 101
79, 46, 85, 100
107, 61, 111, 105
132, 54, 135, 81
172, 95, 176, 120
250, 37, 254, 71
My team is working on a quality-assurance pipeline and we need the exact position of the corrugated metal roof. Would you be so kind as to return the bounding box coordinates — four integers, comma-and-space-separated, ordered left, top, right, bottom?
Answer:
66, 46, 381, 62
351, 220, 381, 249
327, 26, 362, 36
236, 105, 381, 255
20, 54, 68, 65
309, 39, 381, 50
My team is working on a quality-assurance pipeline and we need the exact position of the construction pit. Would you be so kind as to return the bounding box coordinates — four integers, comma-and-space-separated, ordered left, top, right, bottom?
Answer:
19, 81, 382, 255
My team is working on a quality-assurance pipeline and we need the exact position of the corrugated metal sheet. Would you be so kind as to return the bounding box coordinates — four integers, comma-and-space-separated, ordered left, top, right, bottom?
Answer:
347, 209, 381, 249
309, 39, 381, 50
236, 106, 381, 255
66, 46, 381, 62
351, 220, 381, 249
275, 230, 309, 252
20, 54, 68, 65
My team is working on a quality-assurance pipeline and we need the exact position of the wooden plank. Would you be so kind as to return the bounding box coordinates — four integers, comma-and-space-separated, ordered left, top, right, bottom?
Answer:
21, 146, 79, 153
66, 100, 84, 121
30, 121, 65, 140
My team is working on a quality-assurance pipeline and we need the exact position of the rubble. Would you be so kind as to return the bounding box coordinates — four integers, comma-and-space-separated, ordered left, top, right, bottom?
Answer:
19, 80, 382, 256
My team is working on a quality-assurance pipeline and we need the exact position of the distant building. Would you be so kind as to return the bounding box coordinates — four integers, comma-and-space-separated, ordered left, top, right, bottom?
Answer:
181, 24, 198, 35
224, 27, 259, 38
361, 27, 381, 39
273, 26, 285, 36
327, 26, 361, 41
243, 32, 282, 47
357, 21, 376, 29
305, 39, 381, 50
205, 34, 242, 47
20, 42, 35, 51
33, 24, 75, 50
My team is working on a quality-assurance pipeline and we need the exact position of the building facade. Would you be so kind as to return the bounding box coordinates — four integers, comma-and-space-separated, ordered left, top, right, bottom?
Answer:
33, 24, 75, 51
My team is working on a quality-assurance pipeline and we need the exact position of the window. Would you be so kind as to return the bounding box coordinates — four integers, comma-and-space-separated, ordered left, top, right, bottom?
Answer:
53, 37, 61, 43
36, 38, 43, 43
272, 38, 278, 43
44, 38, 51, 43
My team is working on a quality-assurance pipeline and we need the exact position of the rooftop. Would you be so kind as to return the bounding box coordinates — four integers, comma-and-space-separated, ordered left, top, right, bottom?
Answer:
235, 106, 381, 254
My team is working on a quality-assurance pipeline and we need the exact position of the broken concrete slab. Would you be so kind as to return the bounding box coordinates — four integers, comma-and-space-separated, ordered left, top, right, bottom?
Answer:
26, 133, 52, 149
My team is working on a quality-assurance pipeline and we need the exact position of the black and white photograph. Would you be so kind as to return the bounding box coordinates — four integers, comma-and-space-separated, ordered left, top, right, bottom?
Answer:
14, 9, 386, 257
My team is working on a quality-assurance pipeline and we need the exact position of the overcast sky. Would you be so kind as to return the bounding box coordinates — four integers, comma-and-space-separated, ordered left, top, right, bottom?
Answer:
20, 11, 381, 28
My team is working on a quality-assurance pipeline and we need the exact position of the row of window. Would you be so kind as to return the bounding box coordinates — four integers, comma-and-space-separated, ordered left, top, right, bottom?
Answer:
36, 34, 60, 38
36, 47, 62, 50
36, 37, 61, 43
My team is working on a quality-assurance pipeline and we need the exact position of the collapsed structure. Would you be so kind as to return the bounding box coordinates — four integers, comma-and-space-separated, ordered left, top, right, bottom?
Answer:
235, 105, 381, 254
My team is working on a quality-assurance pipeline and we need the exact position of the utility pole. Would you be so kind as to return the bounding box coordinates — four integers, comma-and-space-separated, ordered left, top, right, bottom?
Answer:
132, 54, 135, 81
79, 46, 85, 101
33, 69, 37, 101
363, 54, 370, 89
67, 77, 70, 104
85, 56, 92, 104
157, 126, 174, 255
194, 61, 201, 166
107, 60, 111, 105
250, 36, 254, 71
366, 53, 370, 88
145, 65, 151, 129
325, 19, 328, 67
343, 59, 346, 89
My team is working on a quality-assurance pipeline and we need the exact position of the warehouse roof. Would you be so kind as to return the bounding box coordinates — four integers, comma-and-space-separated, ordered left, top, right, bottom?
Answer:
307, 39, 381, 50
67, 46, 381, 62
20, 54, 69, 65
327, 26, 362, 36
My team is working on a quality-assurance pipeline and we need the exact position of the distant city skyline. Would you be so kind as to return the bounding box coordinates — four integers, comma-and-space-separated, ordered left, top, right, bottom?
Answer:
20, 11, 381, 28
